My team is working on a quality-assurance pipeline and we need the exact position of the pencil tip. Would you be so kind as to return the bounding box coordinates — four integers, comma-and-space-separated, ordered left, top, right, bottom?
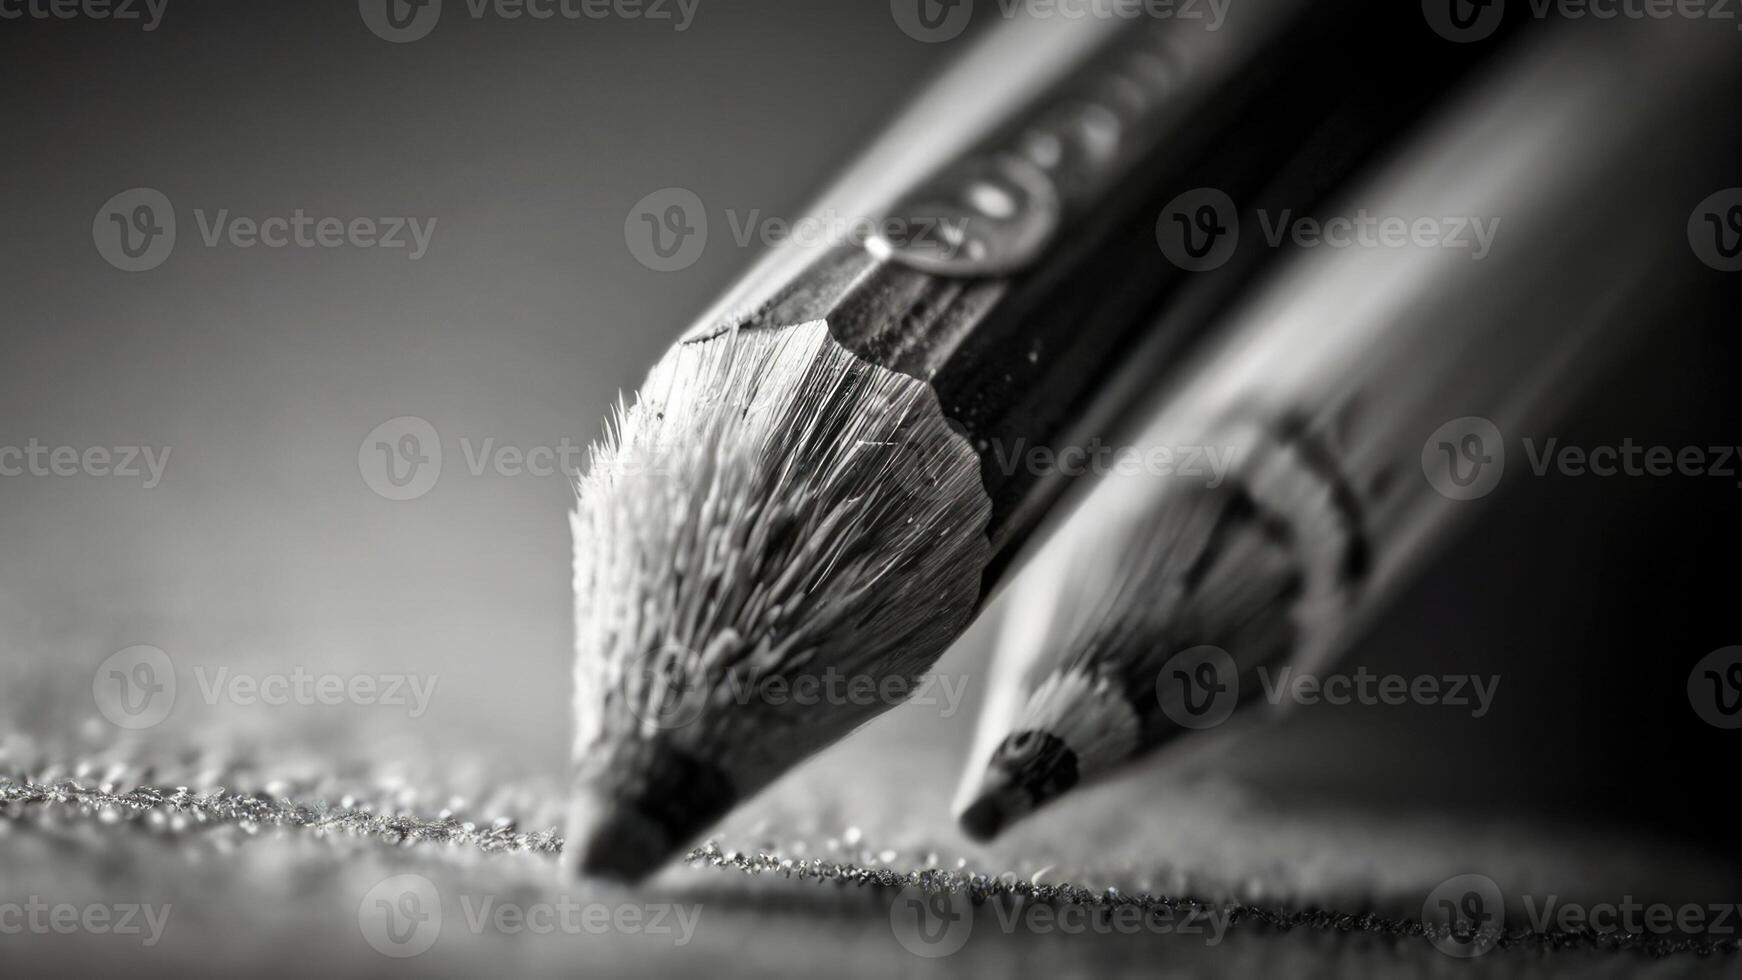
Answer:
958, 794, 1011, 842
562, 795, 670, 883
570, 320, 992, 850
956, 729, 1080, 842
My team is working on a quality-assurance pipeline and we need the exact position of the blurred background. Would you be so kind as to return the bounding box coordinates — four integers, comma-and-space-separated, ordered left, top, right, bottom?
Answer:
3, 1, 1741, 975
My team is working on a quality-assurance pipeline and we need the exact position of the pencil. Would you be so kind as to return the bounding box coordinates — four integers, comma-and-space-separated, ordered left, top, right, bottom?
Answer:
954, 16, 1742, 841
566, 0, 1498, 880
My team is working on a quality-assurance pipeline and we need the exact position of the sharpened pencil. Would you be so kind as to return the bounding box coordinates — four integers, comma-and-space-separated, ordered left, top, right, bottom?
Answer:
566, 0, 1508, 880
955, 17, 1742, 841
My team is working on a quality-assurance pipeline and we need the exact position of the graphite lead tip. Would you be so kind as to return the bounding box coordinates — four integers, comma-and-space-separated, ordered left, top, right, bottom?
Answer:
956, 729, 1081, 842
561, 792, 672, 883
